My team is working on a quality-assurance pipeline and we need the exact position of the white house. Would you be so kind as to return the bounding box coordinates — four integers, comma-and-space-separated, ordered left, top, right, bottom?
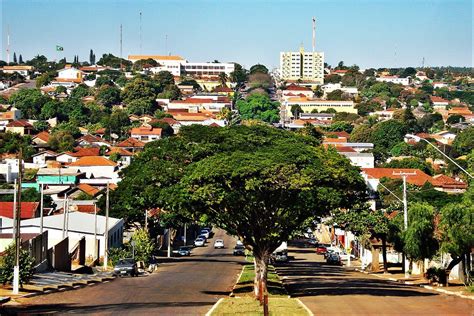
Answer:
32, 150, 57, 166
0, 158, 19, 183
320, 83, 358, 97
67, 156, 119, 182
0, 212, 124, 259
56, 65, 84, 84
376, 76, 410, 86
130, 126, 162, 143
340, 152, 375, 168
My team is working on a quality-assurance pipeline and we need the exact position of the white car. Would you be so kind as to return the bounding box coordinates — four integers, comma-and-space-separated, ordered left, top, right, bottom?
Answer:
214, 239, 224, 249
194, 238, 205, 247
200, 230, 210, 239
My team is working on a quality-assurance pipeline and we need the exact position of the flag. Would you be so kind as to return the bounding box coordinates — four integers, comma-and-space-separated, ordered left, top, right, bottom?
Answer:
56, 45, 64, 51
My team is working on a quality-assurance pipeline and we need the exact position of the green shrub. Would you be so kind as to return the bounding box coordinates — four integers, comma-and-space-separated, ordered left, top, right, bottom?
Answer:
0, 244, 35, 286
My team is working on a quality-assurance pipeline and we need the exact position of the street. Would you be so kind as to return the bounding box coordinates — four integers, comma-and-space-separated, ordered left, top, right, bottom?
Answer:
1, 230, 245, 315
277, 247, 473, 316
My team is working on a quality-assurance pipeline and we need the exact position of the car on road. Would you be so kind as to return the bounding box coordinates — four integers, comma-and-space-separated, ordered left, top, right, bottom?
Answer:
113, 258, 138, 277
326, 253, 342, 265
214, 239, 224, 249
233, 245, 245, 256
194, 238, 205, 247
177, 246, 191, 256
200, 230, 211, 239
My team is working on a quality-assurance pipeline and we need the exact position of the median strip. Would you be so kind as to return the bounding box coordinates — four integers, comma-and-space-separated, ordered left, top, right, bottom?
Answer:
209, 262, 310, 315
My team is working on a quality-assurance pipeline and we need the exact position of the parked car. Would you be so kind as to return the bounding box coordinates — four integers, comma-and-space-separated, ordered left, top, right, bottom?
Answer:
202, 227, 213, 237
316, 245, 328, 255
233, 245, 245, 256
197, 234, 207, 241
194, 238, 205, 247
177, 246, 191, 256
326, 253, 342, 265
236, 240, 244, 247
113, 258, 138, 277
274, 251, 288, 263
214, 239, 225, 249
200, 230, 210, 239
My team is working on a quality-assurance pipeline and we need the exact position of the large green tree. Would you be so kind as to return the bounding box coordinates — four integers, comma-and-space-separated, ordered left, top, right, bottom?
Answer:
106, 125, 367, 297
9, 89, 50, 119
452, 127, 474, 155
236, 93, 280, 123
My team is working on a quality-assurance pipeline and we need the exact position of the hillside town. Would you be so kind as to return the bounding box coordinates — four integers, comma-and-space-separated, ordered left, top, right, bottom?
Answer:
0, 4, 473, 315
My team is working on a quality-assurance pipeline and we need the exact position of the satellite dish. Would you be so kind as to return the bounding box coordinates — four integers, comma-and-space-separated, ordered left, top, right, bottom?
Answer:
69, 204, 78, 212
110, 133, 119, 139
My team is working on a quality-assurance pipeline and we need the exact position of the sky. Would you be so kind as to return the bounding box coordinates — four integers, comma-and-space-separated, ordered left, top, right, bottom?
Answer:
0, 0, 472, 69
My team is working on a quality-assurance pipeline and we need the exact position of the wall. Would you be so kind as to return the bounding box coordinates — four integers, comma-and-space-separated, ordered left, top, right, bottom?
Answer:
51, 237, 71, 272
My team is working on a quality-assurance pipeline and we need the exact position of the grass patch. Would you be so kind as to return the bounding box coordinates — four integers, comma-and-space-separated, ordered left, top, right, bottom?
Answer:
211, 262, 310, 315
233, 264, 286, 296
212, 296, 308, 316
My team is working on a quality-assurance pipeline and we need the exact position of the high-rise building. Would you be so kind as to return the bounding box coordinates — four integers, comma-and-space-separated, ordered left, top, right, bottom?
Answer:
279, 46, 324, 84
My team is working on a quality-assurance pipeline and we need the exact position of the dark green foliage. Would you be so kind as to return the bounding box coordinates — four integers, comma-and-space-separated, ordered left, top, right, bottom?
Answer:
9, 89, 50, 119
0, 132, 34, 159
403, 203, 438, 262
0, 244, 35, 286
249, 64, 268, 74
236, 93, 280, 123
452, 127, 474, 155
96, 85, 121, 108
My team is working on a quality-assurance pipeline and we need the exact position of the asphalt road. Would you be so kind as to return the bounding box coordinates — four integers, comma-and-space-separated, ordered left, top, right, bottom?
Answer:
277, 247, 473, 316
2, 230, 245, 315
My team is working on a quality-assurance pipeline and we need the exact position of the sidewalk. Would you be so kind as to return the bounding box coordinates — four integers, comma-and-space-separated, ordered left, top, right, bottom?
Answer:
349, 263, 474, 300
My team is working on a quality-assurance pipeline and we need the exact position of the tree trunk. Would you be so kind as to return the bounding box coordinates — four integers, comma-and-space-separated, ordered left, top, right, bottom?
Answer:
254, 253, 269, 300
371, 246, 380, 272
445, 254, 465, 286
381, 236, 388, 274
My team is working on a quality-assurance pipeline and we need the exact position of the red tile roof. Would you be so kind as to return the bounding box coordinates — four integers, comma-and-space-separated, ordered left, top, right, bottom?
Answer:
105, 147, 134, 156
0, 202, 39, 219
285, 84, 312, 91
33, 131, 50, 143
214, 86, 233, 93
76, 183, 101, 196
430, 96, 449, 103
69, 156, 117, 167
117, 137, 145, 148
171, 98, 215, 104
6, 120, 32, 128
431, 174, 468, 189
362, 168, 432, 186
71, 147, 100, 157
130, 126, 162, 136
75, 205, 100, 214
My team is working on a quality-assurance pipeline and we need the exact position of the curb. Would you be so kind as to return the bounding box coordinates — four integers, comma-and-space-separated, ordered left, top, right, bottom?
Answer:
205, 298, 224, 316
0, 296, 11, 305
296, 298, 314, 316
354, 268, 474, 301
229, 265, 246, 297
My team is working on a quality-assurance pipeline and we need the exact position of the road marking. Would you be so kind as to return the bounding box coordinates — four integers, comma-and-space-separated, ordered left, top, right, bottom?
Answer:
205, 298, 224, 316
296, 298, 314, 316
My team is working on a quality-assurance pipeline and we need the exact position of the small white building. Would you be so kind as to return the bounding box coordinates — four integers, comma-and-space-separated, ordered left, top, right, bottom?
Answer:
340, 152, 375, 168
56, 65, 84, 83
130, 126, 162, 143
320, 83, 358, 97
0, 212, 124, 259
68, 156, 119, 182
376, 76, 410, 86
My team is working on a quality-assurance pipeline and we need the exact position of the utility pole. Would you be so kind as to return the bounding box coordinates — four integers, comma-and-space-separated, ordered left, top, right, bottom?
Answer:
184, 223, 187, 246
39, 183, 44, 234
393, 171, 416, 278
6, 25, 10, 64
120, 24, 123, 70
94, 203, 98, 261
104, 182, 110, 269
139, 12, 142, 55
62, 194, 67, 239
13, 150, 23, 295
167, 228, 171, 258
145, 209, 148, 231
12, 179, 17, 240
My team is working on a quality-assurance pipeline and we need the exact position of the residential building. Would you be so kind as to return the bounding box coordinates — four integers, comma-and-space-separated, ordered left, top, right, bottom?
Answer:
0, 158, 19, 183
0, 202, 39, 219
430, 96, 449, 108
130, 126, 162, 143
369, 109, 396, 121
0, 107, 21, 131
104, 147, 134, 166
320, 83, 358, 97
55, 65, 84, 84
167, 97, 230, 113
0, 65, 34, 78
0, 212, 124, 259
68, 156, 119, 182
284, 97, 356, 116
32, 131, 50, 147
282, 84, 314, 99
37, 168, 84, 185
32, 150, 57, 166
433, 82, 448, 89
361, 168, 467, 193
280, 45, 324, 84
376, 76, 410, 86
116, 137, 145, 152
5, 119, 33, 135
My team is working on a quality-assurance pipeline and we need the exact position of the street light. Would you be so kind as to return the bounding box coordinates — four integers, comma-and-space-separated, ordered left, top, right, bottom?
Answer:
405, 134, 474, 179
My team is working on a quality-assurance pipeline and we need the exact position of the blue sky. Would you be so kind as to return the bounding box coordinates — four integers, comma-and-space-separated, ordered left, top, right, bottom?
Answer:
1, 0, 472, 69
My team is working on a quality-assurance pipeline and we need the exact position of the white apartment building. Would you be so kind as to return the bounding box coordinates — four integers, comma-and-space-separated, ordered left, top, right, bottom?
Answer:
128, 55, 235, 77
280, 46, 324, 84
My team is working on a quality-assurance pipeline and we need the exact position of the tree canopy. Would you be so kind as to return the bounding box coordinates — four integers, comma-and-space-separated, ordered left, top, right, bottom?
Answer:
236, 93, 280, 123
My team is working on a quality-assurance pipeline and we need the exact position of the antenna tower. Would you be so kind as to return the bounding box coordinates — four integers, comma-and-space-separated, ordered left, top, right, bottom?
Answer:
6, 25, 10, 64
120, 24, 123, 70
312, 17, 316, 52
139, 12, 142, 54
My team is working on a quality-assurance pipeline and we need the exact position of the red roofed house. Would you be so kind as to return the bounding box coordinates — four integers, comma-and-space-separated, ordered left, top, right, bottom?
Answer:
6, 120, 34, 135
168, 97, 229, 113
130, 126, 162, 143
116, 137, 145, 152
32, 131, 50, 146
362, 168, 467, 193
430, 96, 449, 108
68, 156, 119, 182
282, 84, 314, 99
0, 202, 40, 219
